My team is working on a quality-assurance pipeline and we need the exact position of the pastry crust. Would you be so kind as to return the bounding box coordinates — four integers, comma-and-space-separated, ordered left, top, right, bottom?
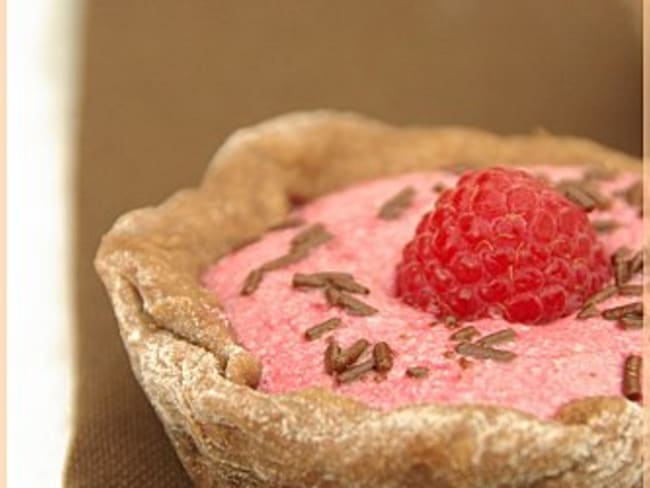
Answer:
96, 111, 643, 487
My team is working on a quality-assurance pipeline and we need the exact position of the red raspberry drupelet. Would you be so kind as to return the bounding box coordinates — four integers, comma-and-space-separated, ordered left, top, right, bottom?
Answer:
395, 168, 612, 324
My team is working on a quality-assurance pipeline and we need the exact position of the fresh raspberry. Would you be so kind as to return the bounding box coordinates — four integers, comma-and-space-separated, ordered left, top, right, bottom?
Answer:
395, 168, 612, 324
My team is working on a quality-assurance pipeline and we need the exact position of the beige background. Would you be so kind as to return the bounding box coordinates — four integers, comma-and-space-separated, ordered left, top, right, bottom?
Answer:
9, 0, 80, 487
66, 1, 641, 486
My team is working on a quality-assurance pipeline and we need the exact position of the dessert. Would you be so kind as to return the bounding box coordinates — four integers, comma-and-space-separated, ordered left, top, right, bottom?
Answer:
202, 167, 642, 419
96, 112, 644, 487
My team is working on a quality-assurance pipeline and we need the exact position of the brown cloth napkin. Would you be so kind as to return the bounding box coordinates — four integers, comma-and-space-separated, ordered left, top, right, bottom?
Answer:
64, 1, 640, 486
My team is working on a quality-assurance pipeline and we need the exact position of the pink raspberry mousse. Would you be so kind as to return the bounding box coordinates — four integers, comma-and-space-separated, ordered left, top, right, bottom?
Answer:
202, 168, 642, 419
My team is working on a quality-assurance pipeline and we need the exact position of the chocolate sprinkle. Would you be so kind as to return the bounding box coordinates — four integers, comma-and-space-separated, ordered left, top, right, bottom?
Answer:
585, 285, 618, 307
582, 186, 611, 210
268, 216, 306, 231
290, 223, 333, 250
618, 284, 643, 297
449, 326, 480, 342
327, 275, 370, 295
324, 286, 342, 306
618, 315, 643, 330
613, 258, 632, 287
293, 273, 328, 288
622, 355, 642, 401
458, 357, 473, 369
618, 180, 642, 209
242, 223, 332, 295
324, 339, 342, 375
601, 302, 643, 320
560, 184, 596, 212
612, 247, 631, 262
304, 318, 342, 341
261, 247, 310, 271
294, 272, 370, 295
378, 186, 416, 220
592, 219, 619, 233
576, 304, 600, 320
444, 316, 460, 329
333, 339, 370, 373
628, 250, 645, 275
315, 271, 355, 281
241, 268, 264, 295
326, 288, 378, 316
557, 180, 611, 211
339, 293, 378, 316
406, 366, 429, 378
294, 272, 355, 288
584, 167, 617, 181
372, 342, 394, 373
432, 182, 446, 193
475, 328, 516, 348
455, 342, 516, 362
337, 359, 375, 384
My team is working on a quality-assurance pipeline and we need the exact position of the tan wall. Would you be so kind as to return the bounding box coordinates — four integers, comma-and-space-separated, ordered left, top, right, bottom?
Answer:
78, 2, 641, 212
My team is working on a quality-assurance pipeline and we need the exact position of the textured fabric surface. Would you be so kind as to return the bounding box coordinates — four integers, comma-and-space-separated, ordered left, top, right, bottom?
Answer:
65, 1, 640, 486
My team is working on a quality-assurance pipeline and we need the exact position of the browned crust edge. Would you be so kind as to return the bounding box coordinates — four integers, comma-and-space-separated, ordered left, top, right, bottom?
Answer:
95, 111, 643, 487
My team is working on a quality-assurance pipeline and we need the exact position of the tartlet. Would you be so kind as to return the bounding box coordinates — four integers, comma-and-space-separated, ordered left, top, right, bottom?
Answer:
96, 111, 643, 487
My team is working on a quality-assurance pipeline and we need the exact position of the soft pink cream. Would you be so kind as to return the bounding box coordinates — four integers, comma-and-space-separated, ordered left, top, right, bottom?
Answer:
203, 168, 642, 418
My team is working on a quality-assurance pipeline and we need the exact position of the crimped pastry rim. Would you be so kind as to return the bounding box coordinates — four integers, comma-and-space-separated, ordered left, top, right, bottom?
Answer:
95, 111, 643, 487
